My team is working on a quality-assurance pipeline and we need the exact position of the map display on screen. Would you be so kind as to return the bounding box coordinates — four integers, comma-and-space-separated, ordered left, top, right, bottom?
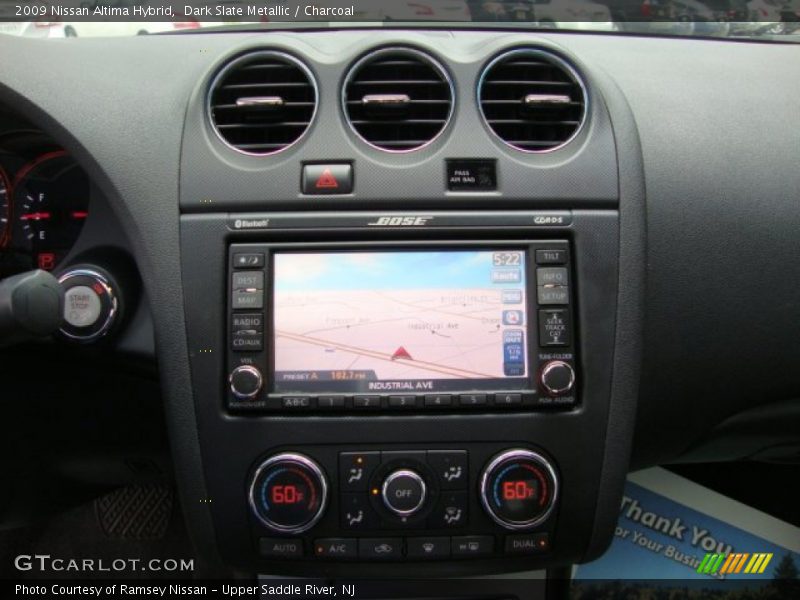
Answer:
272, 250, 529, 393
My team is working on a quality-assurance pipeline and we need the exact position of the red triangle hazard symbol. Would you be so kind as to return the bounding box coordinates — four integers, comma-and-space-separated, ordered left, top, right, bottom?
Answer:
315, 168, 339, 189
391, 346, 413, 361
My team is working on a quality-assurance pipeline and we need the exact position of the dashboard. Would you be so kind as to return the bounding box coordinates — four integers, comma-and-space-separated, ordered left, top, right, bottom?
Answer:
0, 27, 798, 587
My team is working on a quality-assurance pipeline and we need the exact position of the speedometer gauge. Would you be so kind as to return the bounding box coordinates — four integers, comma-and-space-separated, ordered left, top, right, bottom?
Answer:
0, 166, 9, 247
11, 151, 89, 271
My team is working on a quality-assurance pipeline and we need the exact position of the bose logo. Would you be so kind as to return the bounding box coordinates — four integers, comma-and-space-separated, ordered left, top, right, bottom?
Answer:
367, 216, 433, 227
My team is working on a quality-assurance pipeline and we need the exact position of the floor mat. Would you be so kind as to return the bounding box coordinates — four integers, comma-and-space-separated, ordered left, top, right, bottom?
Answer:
0, 485, 195, 579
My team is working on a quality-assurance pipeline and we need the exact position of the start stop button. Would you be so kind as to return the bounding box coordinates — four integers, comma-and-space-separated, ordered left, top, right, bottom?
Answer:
64, 285, 102, 328
58, 267, 119, 343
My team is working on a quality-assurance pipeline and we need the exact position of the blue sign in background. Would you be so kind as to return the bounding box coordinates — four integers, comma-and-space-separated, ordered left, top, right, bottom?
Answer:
576, 481, 800, 582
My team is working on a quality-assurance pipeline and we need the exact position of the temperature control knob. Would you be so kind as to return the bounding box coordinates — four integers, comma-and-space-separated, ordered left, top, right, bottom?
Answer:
480, 449, 558, 530
229, 365, 263, 399
539, 360, 575, 396
248, 453, 328, 534
381, 469, 427, 516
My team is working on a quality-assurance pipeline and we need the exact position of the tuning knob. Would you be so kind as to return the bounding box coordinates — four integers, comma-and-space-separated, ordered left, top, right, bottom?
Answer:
539, 360, 575, 396
229, 365, 263, 400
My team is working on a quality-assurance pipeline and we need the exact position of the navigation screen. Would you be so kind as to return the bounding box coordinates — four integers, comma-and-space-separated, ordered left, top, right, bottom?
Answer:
272, 250, 529, 393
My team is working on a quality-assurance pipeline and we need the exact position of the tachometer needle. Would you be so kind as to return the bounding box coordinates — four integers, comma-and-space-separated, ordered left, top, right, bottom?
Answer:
20, 212, 51, 220
71, 211, 88, 219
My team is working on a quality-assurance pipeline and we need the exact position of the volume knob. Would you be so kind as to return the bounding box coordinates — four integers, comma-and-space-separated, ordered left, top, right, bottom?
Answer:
229, 365, 263, 399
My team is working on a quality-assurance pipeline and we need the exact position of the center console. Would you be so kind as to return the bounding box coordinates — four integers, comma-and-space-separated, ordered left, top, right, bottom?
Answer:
176, 31, 644, 583
180, 209, 629, 577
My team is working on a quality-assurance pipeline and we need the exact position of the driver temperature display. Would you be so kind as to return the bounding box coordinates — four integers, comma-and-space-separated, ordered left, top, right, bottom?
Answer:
271, 484, 304, 505
249, 454, 328, 533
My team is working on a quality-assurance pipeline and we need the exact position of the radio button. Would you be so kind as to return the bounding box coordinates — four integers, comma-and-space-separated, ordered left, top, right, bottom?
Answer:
339, 451, 380, 492
424, 394, 452, 407
427, 451, 467, 490
232, 312, 264, 332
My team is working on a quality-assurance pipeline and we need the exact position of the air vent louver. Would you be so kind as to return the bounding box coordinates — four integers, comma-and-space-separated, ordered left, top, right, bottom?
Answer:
343, 48, 453, 152
209, 52, 316, 155
479, 49, 586, 153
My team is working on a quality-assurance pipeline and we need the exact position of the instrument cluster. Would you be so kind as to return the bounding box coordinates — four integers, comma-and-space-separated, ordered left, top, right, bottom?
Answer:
0, 130, 89, 277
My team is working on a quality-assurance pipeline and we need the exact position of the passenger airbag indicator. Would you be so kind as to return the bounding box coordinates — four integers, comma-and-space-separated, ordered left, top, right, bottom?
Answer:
446, 160, 496, 191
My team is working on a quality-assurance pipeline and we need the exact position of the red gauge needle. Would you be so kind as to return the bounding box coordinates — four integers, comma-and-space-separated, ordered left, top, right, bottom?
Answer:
20, 212, 51, 220
71, 211, 88, 219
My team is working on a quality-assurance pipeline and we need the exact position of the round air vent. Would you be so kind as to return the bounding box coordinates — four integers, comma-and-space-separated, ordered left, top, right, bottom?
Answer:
478, 49, 587, 153
343, 48, 454, 153
208, 51, 317, 155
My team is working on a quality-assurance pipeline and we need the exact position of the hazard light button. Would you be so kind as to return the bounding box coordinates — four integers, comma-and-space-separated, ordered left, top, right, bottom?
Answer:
302, 163, 353, 195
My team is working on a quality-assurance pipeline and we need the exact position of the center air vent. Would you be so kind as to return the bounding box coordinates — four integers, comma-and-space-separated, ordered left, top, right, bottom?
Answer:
343, 48, 454, 153
478, 49, 587, 153
209, 51, 317, 155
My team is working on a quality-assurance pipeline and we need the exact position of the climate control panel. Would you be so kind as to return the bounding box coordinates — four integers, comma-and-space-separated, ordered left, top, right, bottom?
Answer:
248, 444, 558, 563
